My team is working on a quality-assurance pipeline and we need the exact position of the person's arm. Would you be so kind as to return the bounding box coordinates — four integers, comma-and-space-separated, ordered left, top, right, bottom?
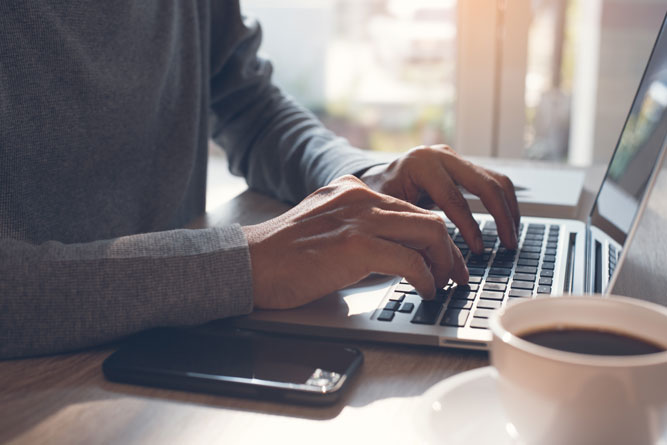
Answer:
208, 4, 382, 204
0, 226, 252, 359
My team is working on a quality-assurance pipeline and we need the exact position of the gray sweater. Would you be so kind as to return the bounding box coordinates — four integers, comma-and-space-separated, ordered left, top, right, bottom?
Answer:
0, 1, 379, 358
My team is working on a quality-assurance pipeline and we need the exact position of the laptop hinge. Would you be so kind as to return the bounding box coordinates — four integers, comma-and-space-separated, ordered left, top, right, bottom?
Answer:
563, 232, 577, 294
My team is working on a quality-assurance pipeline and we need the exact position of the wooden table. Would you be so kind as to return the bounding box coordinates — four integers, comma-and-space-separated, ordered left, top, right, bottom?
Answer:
2, 161, 666, 445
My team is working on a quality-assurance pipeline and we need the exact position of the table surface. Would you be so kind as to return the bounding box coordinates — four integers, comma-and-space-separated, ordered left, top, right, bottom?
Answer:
2, 159, 666, 445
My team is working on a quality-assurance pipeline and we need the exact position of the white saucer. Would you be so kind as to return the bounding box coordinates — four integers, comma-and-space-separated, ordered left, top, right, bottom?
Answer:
415, 366, 521, 445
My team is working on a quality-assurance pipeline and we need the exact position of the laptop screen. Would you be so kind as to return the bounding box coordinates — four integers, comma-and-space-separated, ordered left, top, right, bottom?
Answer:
589, 15, 667, 244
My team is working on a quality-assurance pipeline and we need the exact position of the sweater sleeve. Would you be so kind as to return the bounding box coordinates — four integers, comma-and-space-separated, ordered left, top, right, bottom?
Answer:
208, 4, 383, 203
0, 225, 253, 359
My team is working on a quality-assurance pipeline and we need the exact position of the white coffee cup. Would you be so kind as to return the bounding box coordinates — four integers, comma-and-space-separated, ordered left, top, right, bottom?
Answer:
489, 295, 667, 445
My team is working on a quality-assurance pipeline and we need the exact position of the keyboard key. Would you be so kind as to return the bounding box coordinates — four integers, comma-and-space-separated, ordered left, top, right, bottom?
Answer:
520, 246, 542, 253
440, 309, 470, 327
492, 260, 514, 269
528, 224, 546, 231
384, 301, 401, 311
474, 308, 496, 319
489, 267, 512, 276
518, 252, 540, 260
541, 262, 555, 270
521, 240, 543, 247
517, 258, 539, 267
448, 299, 473, 310
398, 302, 415, 313
513, 273, 536, 282
468, 275, 483, 284
476, 299, 502, 309
512, 281, 534, 290
537, 285, 552, 294
545, 249, 557, 256
377, 310, 395, 321
516, 266, 538, 274
451, 288, 476, 301
470, 318, 490, 329
486, 275, 509, 284
395, 283, 418, 294
540, 269, 554, 277
468, 267, 486, 276
411, 300, 444, 325
479, 291, 504, 301
483, 283, 507, 292
390, 293, 406, 302
543, 254, 556, 263
539, 277, 553, 286
509, 289, 532, 298
546, 242, 558, 249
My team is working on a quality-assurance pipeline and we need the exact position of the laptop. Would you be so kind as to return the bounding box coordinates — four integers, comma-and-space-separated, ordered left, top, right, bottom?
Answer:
234, 15, 667, 351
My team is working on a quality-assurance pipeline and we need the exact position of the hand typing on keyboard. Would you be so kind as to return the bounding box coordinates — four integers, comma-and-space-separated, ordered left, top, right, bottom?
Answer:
244, 145, 520, 310
360, 145, 520, 252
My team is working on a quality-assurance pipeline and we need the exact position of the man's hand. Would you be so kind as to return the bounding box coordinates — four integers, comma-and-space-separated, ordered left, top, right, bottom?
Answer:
243, 175, 468, 310
359, 145, 520, 253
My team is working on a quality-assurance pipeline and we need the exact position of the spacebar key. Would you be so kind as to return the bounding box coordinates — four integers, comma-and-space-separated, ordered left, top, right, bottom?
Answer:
411, 300, 444, 325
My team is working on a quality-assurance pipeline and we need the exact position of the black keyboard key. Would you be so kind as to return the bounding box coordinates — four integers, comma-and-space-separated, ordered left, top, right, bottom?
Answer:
451, 288, 476, 300
486, 275, 509, 284
377, 310, 395, 321
468, 267, 486, 276
528, 224, 546, 231
480, 291, 504, 301
492, 260, 515, 269
543, 254, 556, 263
489, 267, 512, 276
384, 301, 401, 311
521, 240, 543, 247
516, 266, 538, 274
518, 252, 540, 260
448, 299, 473, 310
512, 281, 534, 290
509, 289, 532, 298
513, 273, 536, 282
541, 262, 555, 270
440, 309, 470, 327
517, 258, 539, 267
398, 302, 415, 313
540, 269, 554, 277
411, 300, 444, 325
520, 246, 542, 254
470, 318, 490, 329
474, 308, 496, 319
483, 283, 507, 292
476, 299, 502, 309
468, 275, 483, 284
546, 242, 558, 249
539, 277, 553, 286
545, 249, 557, 256
537, 285, 552, 294
524, 234, 544, 241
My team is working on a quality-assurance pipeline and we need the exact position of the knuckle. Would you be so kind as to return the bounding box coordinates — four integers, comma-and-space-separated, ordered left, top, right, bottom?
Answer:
484, 176, 505, 198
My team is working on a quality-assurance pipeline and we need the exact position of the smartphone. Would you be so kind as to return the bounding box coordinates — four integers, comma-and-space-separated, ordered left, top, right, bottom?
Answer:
102, 327, 363, 405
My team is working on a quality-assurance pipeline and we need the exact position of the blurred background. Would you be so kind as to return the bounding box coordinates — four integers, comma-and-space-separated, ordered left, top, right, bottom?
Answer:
235, 0, 665, 166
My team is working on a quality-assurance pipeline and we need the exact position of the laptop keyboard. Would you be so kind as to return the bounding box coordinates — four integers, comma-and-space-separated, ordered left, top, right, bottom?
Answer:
375, 221, 561, 330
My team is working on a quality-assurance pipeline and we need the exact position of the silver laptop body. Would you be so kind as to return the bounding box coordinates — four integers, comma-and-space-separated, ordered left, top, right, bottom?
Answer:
235, 15, 667, 351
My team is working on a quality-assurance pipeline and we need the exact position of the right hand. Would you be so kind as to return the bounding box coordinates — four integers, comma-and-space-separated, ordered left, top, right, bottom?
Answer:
242, 175, 468, 310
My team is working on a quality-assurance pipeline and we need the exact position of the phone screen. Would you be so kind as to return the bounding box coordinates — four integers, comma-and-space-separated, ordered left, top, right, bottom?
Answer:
103, 327, 363, 404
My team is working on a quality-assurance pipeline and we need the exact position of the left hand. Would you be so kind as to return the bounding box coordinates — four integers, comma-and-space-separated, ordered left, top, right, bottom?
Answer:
359, 144, 521, 253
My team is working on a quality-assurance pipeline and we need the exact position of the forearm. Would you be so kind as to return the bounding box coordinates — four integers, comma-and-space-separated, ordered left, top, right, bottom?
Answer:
0, 225, 253, 359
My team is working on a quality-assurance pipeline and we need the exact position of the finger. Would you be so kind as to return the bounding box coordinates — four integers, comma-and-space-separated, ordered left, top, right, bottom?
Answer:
438, 154, 518, 249
358, 236, 437, 299
365, 209, 455, 289
448, 236, 469, 285
408, 163, 484, 253
486, 170, 521, 233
